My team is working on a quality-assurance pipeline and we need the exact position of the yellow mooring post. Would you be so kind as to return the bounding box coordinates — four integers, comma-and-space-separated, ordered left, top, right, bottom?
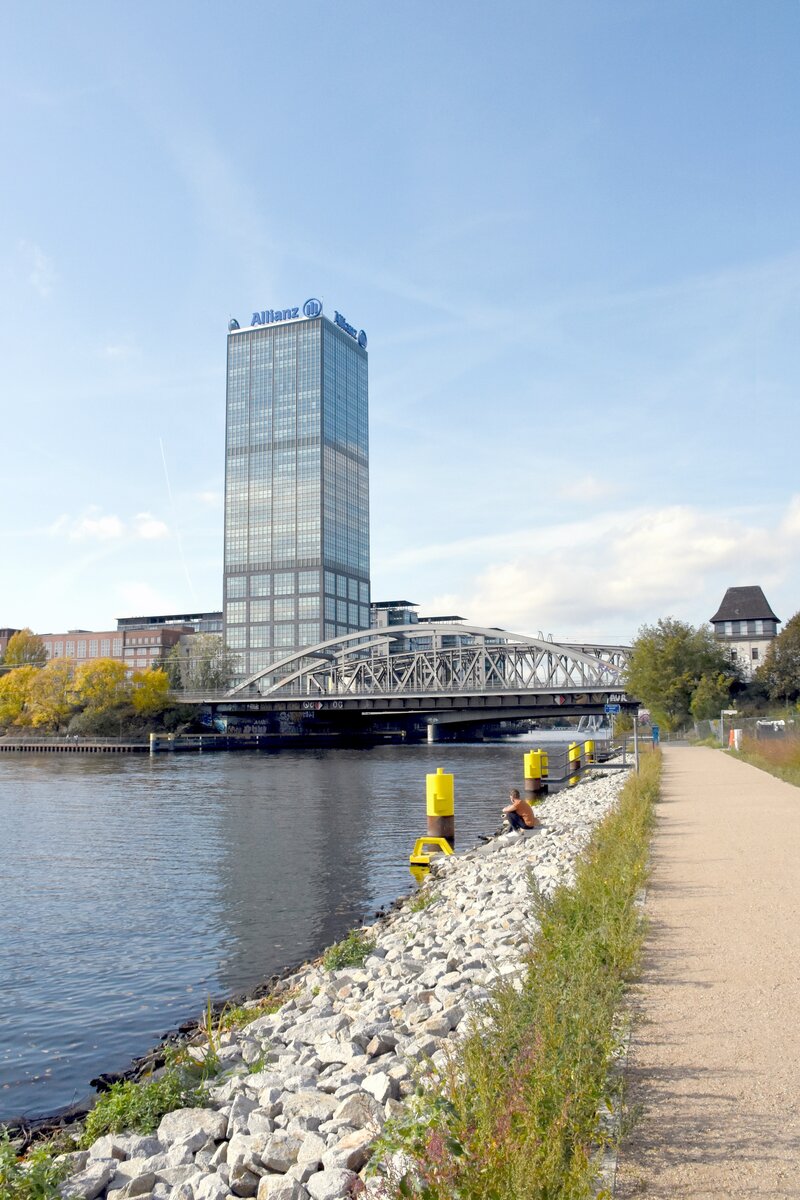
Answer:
426, 766, 455, 850
584, 739, 595, 764
568, 741, 582, 776
523, 749, 545, 802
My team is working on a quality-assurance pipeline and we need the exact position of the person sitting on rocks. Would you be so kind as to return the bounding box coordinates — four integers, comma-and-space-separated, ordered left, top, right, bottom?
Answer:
502, 788, 539, 832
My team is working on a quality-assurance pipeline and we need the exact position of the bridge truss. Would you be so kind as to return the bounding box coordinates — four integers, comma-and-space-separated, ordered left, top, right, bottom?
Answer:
227, 624, 630, 703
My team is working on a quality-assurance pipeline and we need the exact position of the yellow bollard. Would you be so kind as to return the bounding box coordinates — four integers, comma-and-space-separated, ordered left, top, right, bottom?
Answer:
426, 767, 455, 849
523, 749, 545, 801
585, 739, 595, 764
568, 741, 582, 776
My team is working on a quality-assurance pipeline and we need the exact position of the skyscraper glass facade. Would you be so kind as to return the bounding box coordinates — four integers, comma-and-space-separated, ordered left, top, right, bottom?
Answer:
223, 311, 369, 680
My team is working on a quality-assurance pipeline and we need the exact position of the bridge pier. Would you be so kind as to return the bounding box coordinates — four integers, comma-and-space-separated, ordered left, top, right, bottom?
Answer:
427, 720, 440, 744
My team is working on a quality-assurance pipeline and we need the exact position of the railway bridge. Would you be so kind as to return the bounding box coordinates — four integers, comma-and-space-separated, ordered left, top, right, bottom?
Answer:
190, 624, 635, 741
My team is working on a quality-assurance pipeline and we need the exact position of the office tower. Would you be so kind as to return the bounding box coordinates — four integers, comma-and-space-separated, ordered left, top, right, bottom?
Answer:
223, 300, 370, 681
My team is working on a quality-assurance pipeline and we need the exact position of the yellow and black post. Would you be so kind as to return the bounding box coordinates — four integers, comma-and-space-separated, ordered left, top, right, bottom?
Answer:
523, 749, 545, 802
426, 766, 455, 850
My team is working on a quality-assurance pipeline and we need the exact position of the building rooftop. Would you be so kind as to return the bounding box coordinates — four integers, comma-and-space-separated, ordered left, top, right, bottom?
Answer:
371, 600, 418, 610
710, 586, 780, 624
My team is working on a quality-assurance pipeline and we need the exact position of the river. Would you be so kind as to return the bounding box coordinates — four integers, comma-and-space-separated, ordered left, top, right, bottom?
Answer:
0, 740, 561, 1123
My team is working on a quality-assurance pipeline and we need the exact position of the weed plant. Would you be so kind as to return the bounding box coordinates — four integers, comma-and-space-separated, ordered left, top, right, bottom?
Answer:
79, 1065, 202, 1147
408, 887, 437, 913
0, 1130, 67, 1200
369, 751, 661, 1200
322, 929, 375, 972
733, 735, 800, 788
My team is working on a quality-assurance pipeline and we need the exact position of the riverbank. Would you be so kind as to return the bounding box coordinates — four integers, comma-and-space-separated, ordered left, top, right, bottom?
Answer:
24, 765, 641, 1200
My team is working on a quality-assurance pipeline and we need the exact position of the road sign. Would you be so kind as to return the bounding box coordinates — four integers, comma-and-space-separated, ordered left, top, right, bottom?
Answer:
604, 703, 621, 714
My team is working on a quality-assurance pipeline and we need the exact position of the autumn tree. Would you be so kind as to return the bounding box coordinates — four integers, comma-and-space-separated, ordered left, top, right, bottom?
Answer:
758, 611, 800, 705
73, 659, 131, 712
2, 628, 47, 669
625, 617, 737, 731
30, 659, 76, 730
131, 668, 172, 716
0, 666, 38, 726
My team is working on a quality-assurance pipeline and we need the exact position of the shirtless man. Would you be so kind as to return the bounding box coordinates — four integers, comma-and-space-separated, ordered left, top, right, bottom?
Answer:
502, 788, 539, 831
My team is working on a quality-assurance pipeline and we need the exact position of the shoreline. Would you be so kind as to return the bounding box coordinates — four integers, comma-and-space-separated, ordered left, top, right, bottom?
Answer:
39, 768, 628, 1200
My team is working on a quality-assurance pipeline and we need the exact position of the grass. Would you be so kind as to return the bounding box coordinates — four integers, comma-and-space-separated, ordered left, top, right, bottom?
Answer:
731, 734, 800, 788
368, 750, 661, 1200
408, 886, 438, 913
322, 928, 376, 972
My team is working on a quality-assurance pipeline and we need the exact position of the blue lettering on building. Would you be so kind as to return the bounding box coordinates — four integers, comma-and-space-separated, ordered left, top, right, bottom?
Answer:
239, 298, 366, 345
303, 297, 323, 318
334, 312, 368, 349
250, 307, 301, 327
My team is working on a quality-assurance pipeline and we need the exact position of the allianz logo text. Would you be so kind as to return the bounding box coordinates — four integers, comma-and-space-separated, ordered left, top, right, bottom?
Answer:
250, 298, 323, 326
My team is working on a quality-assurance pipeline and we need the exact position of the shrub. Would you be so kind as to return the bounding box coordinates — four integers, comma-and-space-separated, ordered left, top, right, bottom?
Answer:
322, 929, 375, 972
79, 1067, 201, 1146
0, 1129, 66, 1200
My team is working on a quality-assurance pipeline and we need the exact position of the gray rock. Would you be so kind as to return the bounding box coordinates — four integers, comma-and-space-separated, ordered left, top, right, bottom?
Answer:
257, 1175, 308, 1200
320, 1129, 374, 1173
260, 1130, 303, 1173
158, 1108, 227, 1150
282, 1091, 337, 1124
195, 1174, 230, 1200
305, 1169, 358, 1200
154, 1165, 198, 1187
54, 1151, 89, 1175
60, 1158, 117, 1200
361, 1072, 394, 1104
87, 1135, 129, 1161
296, 1131, 326, 1168
228, 1092, 258, 1137
111, 1172, 157, 1198
331, 1091, 385, 1130
230, 1165, 262, 1197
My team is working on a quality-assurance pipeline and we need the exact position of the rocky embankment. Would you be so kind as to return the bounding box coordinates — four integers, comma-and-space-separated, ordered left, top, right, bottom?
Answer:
58, 771, 626, 1200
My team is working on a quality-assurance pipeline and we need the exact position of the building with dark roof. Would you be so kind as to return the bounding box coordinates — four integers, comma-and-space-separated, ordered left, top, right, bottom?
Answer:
710, 586, 780, 679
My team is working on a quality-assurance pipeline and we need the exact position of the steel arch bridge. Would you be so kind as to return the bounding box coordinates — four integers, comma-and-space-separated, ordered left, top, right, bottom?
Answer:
225, 624, 631, 715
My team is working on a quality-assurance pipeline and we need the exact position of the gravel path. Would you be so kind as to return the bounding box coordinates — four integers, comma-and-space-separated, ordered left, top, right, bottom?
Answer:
615, 746, 800, 1198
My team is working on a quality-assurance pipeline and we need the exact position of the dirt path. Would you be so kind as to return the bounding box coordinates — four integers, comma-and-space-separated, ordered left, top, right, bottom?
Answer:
615, 746, 800, 1198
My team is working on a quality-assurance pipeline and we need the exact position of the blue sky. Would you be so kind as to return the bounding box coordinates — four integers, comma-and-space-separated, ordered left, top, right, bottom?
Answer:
2, 1, 798, 642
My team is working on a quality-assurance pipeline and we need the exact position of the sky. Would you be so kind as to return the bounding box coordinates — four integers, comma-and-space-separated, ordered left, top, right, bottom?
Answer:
2, 1, 799, 644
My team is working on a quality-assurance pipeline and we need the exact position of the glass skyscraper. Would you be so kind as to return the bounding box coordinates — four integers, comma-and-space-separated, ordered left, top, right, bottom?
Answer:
223, 302, 370, 682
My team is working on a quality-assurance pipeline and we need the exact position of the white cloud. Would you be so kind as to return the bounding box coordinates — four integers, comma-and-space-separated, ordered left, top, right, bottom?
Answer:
48, 507, 169, 543
19, 239, 56, 298
133, 512, 169, 540
115, 582, 180, 618
420, 496, 800, 642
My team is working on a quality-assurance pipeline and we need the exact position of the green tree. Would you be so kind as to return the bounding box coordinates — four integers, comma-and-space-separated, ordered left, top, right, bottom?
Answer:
625, 617, 736, 731
757, 611, 800, 705
167, 635, 237, 692
2, 628, 47, 669
689, 672, 736, 721
131, 668, 172, 716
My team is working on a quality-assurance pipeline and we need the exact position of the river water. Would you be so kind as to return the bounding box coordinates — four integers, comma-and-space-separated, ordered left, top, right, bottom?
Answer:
0, 741, 556, 1123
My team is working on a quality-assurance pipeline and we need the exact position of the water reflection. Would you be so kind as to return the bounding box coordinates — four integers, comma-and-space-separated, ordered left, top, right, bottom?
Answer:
0, 741, 559, 1121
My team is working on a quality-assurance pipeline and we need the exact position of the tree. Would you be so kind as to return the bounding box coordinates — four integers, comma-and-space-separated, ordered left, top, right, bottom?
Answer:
625, 617, 736, 731
165, 635, 237, 692
2, 628, 47, 669
131, 668, 172, 716
689, 672, 736, 721
30, 659, 76, 730
0, 665, 38, 726
73, 659, 131, 712
758, 611, 800, 705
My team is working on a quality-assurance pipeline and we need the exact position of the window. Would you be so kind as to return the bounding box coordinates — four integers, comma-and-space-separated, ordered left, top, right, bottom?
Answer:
250, 627, 271, 648
66, 641, 75, 657
227, 627, 247, 648
227, 576, 246, 599
226, 600, 246, 624
101, 640, 111, 656
89, 640, 98, 656
298, 571, 319, 593
752, 647, 759, 661
250, 600, 270, 622
299, 595, 320, 619
274, 572, 295, 595
251, 574, 270, 597
274, 597, 296, 621
299, 622, 320, 645
113, 639, 122, 655
337, 600, 347, 624
274, 623, 295, 647
755, 619, 764, 635
324, 571, 336, 595
348, 578, 358, 602
359, 581, 369, 605
77, 640, 86, 657
337, 575, 348, 598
